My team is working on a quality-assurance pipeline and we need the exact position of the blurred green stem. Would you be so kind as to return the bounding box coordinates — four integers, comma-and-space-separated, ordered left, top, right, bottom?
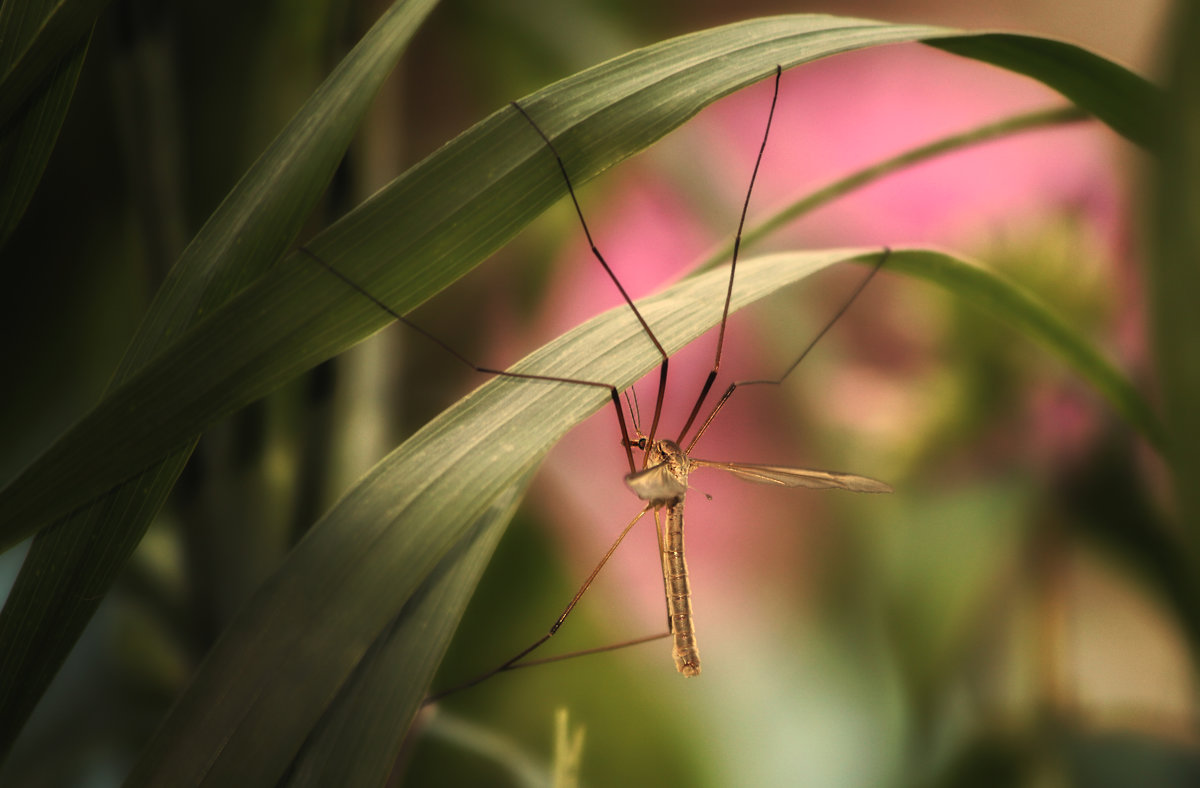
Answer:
1152, 0, 1200, 585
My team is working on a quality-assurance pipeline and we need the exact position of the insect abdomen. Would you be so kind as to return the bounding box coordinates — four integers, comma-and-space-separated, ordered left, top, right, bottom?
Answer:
663, 503, 700, 677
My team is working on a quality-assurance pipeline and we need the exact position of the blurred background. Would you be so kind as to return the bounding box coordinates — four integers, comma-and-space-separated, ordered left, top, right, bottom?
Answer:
0, 0, 1188, 786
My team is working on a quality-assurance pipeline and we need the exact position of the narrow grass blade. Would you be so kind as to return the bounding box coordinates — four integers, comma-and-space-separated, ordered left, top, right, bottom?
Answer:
0, 0, 440, 762
125, 249, 878, 786
124, 244, 1156, 784
0, 0, 97, 246
930, 34, 1159, 148
885, 249, 1164, 451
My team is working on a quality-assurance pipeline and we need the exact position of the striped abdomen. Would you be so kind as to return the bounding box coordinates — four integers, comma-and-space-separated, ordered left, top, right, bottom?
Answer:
663, 502, 700, 677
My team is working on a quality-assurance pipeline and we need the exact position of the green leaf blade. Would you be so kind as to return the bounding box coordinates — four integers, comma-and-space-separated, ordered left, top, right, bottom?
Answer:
929, 33, 1161, 148
0, 0, 97, 247
885, 250, 1164, 450
125, 244, 1156, 784
125, 248, 875, 787
0, 0, 107, 130
0, 0, 441, 763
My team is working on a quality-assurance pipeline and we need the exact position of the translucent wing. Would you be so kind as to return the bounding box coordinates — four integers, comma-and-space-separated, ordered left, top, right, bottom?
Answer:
690, 459, 892, 493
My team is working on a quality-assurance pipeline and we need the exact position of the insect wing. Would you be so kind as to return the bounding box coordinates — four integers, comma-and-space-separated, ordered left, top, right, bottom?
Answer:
690, 459, 892, 493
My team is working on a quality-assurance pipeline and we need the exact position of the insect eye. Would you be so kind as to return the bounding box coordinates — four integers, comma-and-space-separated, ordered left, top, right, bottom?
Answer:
637, 437, 648, 450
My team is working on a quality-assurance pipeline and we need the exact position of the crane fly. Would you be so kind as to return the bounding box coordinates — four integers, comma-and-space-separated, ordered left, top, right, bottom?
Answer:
626, 441, 891, 677
303, 65, 891, 697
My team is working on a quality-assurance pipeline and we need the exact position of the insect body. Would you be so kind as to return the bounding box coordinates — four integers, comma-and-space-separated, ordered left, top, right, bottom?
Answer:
624, 435, 891, 677
626, 439, 698, 674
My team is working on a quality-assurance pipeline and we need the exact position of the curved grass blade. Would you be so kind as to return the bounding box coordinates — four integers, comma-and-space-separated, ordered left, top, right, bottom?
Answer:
886, 249, 1164, 451
0, 0, 95, 247
124, 248, 874, 787
0, 16, 1159, 547
0, 0, 440, 762
125, 244, 1157, 784
929, 34, 1160, 149
285, 477, 528, 787
0, 0, 106, 130
699, 250, 1158, 453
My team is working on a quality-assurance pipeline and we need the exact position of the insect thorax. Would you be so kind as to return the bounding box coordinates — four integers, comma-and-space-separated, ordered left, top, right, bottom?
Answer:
624, 439, 691, 506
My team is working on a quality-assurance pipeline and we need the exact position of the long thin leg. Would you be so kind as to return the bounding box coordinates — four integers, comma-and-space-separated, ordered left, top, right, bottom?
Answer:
298, 246, 641, 473
676, 65, 783, 444
511, 101, 672, 456
684, 248, 890, 455
494, 631, 670, 672
424, 505, 653, 704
